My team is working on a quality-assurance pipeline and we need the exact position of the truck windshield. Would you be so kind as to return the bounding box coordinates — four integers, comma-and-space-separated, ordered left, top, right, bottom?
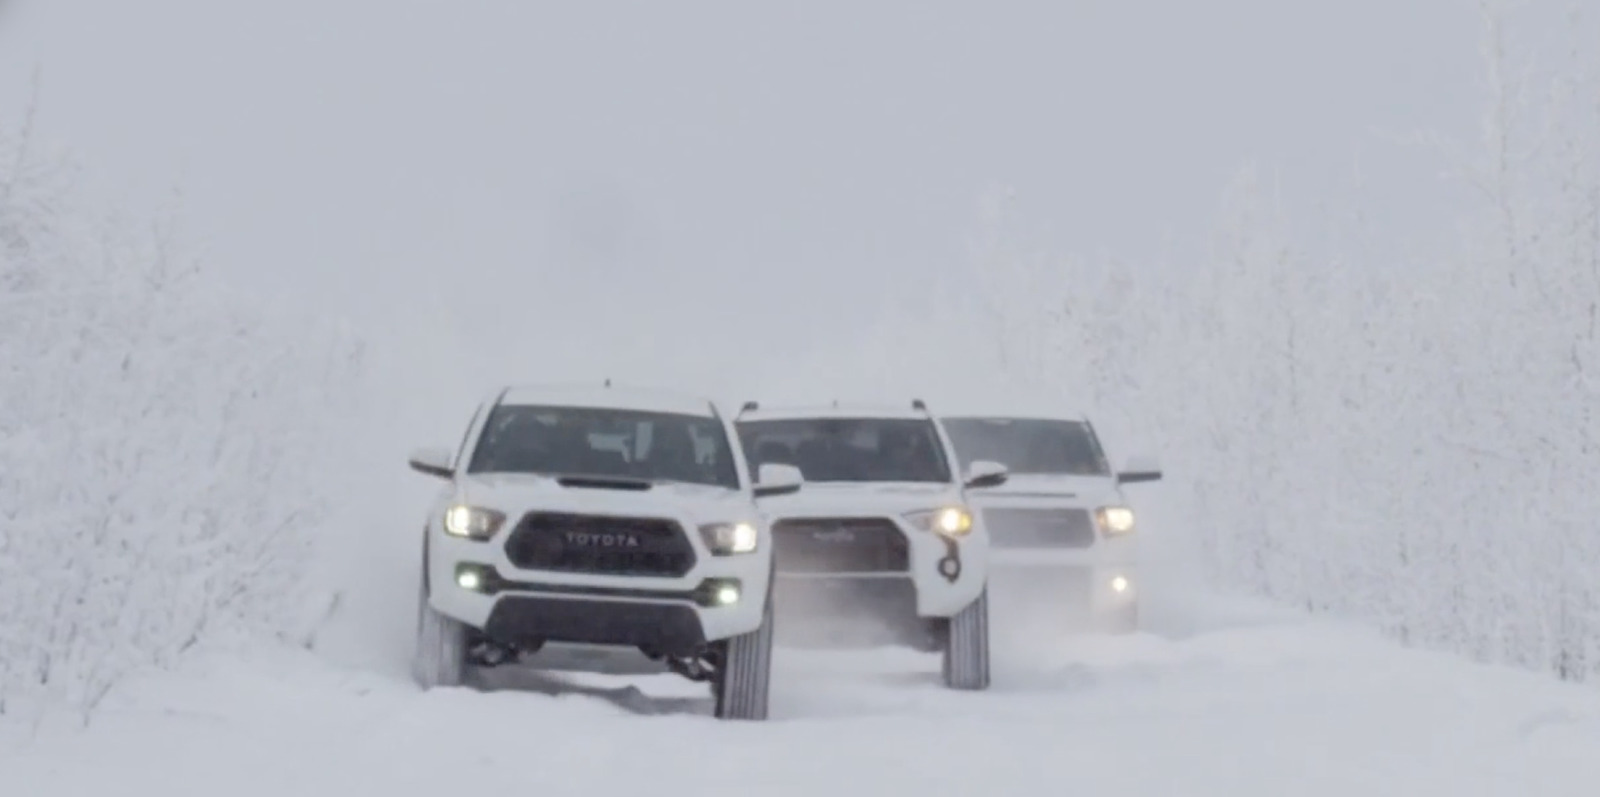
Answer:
939, 417, 1111, 476
736, 417, 952, 483
467, 404, 741, 489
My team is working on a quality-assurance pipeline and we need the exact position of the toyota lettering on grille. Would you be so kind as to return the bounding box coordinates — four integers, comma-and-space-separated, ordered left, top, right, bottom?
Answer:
811, 527, 856, 543
562, 531, 642, 548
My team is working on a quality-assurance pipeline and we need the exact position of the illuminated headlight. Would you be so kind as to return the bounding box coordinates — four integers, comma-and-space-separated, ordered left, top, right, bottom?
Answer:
698, 521, 760, 555
443, 504, 507, 540
904, 506, 974, 536
1095, 505, 1136, 536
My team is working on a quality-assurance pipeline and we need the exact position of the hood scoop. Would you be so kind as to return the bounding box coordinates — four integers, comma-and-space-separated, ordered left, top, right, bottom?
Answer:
556, 474, 653, 491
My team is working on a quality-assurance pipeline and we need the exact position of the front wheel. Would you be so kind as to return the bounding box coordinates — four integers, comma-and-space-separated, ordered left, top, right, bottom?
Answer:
413, 581, 469, 689
941, 586, 991, 691
713, 600, 775, 720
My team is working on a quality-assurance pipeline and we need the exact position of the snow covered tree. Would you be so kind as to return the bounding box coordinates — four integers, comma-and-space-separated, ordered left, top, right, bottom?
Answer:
0, 116, 368, 722
960, 2, 1600, 685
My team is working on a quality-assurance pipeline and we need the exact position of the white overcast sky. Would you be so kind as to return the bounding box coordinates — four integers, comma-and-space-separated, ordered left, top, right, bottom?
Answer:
1, 0, 1579, 405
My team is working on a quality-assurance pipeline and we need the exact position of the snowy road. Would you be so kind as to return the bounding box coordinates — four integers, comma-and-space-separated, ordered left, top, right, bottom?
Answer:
6, 594, 1600, 796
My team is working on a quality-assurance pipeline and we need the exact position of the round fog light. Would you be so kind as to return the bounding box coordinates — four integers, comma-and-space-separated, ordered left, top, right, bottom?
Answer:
1110, 575, 1130, 593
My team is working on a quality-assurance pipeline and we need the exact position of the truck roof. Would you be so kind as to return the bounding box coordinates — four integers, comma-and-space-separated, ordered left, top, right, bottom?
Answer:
935, 407, 1092, 423
495, 383, 718, 418
920, 394, 1091, 423
733, 401, 932, 423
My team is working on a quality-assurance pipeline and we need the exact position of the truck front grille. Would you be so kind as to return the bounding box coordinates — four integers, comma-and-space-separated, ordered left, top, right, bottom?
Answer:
981, 507, 1096, 548
771, 517, 910, 574
503, 512, 696, 577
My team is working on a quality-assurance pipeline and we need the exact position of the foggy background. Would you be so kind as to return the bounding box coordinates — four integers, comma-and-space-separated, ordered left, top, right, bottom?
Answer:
4, 0, 1574, 673
2, 0, 1487, 349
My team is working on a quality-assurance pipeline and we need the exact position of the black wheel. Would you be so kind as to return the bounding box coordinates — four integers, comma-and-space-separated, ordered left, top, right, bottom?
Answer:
412, 567, 469, 689
941, 586, 991, 691
714, 599, 775, 720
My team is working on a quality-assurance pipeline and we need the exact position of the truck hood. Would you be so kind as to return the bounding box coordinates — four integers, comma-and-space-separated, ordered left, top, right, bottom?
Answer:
455, 473, 754, 524
967, 473, 1121, 507
756, 481, 966, 519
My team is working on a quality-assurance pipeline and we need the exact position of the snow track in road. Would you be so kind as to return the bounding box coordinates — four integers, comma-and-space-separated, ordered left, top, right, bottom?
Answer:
6, 595, 1600, 796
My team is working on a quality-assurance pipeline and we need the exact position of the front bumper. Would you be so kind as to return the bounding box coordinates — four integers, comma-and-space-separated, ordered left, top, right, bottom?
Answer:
426, 526, 771, 650
769, 575, 942, 649
987, 557, 1137, 617
482, 594, 709, 658
980, 500, 1139, 619
767, 514, 989, 618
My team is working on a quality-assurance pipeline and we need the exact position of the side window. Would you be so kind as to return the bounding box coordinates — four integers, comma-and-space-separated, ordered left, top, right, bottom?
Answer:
734, 424, 767, 479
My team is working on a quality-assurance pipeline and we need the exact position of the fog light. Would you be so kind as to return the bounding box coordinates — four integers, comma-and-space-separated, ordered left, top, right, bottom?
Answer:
1110, 575, 1130, 593
454, 563, 497, 594
692, 578, 743, 607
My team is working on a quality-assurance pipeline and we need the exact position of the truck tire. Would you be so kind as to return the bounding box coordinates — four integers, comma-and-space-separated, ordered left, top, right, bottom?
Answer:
413, 580, 469, 689
714, 599, 774, 720
941, 587, 991, 690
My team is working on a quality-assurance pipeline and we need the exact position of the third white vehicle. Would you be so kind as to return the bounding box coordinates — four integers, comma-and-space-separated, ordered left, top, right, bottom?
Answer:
733, 400, 1006, 690
937, 409, 1161, 635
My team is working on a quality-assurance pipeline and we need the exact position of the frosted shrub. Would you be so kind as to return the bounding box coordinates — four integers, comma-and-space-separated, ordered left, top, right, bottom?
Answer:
966, 8, 1600, 683
0, 122, 366, 721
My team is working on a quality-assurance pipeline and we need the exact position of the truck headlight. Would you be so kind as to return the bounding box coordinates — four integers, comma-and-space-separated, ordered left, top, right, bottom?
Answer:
904, 506, 974, 536
443, 505, 507, 540
698, 521, 760, 555
1095, 505, 1135, 535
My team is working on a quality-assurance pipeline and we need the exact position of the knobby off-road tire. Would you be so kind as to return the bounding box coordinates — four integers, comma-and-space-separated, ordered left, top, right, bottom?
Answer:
941, 586, 992, 691
413, 580, 469, 689
714, 599, 775, 720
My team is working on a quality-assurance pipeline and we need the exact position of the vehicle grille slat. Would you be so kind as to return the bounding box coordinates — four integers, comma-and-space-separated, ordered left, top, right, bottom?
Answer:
771, 517, 909, 574
982, 507, 1096, 548
504, 512, 696, 577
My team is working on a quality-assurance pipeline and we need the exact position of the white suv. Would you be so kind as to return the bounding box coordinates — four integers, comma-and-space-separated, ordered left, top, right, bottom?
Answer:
733, 400, 1007, 690
405, 383, 803, 721
938, 411, 1161, 634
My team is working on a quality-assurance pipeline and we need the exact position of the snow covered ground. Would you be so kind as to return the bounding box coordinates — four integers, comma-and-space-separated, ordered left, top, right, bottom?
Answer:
6, 589, 1599, 796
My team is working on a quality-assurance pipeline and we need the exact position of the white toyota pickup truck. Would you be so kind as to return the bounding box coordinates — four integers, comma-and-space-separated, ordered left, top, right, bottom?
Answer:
406, 383, 801, 720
